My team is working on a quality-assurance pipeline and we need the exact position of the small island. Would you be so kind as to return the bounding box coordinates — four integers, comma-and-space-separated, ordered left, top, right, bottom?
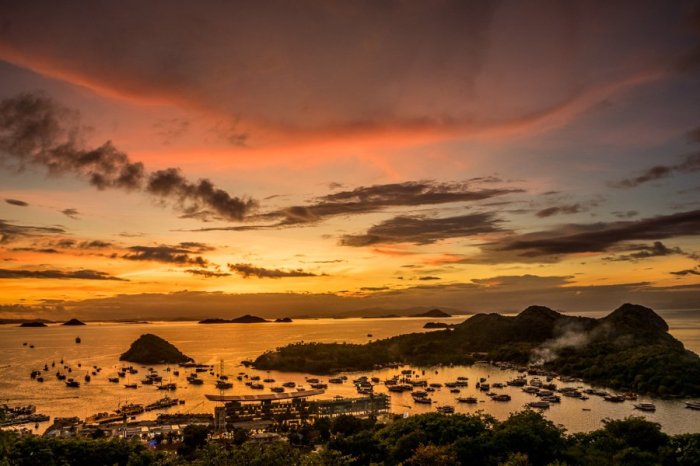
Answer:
423, 321, 453, 329
199, 315, 269, 324
18, 321, 47, 328
120, 334, 192, 364
62, 318, 86, 326
413, 309, 452, 318
275, 317, 293, 323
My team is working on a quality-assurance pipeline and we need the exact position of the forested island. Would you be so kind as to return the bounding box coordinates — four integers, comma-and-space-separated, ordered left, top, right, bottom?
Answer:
199, 315, 269, 324
120, 334, 192, 364
254, 304, 700, 397
1, 411, 698, 465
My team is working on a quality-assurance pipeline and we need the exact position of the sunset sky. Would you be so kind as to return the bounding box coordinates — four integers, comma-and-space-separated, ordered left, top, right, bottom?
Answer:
1, 1, 699, 319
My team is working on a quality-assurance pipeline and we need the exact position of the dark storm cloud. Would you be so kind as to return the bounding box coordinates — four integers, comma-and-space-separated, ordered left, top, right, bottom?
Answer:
536, 203, 584, 218
4, 198, 28, 206
0, 268, 125, 280
0, 219, 64, 244
613, 153, 700, 188
603, 241, 684, 261
147, 168, 256, 222
494, 209, 700, 258
0, 93, 256, 221
227, 263, 321, 279
259, 181, 521, 226
185, 269, 231, 278
340, 213, 503, 247
61, 208, 80, 219
122, 244, 209, 267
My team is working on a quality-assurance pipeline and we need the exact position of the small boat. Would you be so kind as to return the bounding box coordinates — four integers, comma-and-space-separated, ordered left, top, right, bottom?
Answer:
413, 396, 432, 404
684, 402, 700, 410
528, 401, 550, 409
124, 383, 138, 389
634, 403, 656, 412
270, 386, 285, 393
436, 405, 454, 413
75, 337, 81, 344
282, 381, 296, 388
492, 394, 511, 402
157, 383, 176, 391
216, 380, 233, 389
108, 377, 119, 383
457, 397, 478, 404
84, 374, 91, 383
604, 395, 625, 403
65, 379, 80, 388
250, 383, 264, 389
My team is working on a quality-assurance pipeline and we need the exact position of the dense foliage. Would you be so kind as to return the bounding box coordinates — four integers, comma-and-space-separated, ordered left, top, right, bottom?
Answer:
254, 304, 700, 396
1, 411, 699, 465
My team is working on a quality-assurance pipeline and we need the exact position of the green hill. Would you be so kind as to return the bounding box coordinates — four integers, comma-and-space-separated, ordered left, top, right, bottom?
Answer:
120, 334, 192, 364
253, 303, 700, 397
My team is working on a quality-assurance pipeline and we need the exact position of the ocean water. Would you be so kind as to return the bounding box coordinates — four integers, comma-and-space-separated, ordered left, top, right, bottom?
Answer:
0, 314, 698, 435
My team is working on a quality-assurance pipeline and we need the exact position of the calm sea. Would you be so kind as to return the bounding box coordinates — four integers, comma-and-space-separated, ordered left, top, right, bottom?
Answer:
0, 312, 698, 435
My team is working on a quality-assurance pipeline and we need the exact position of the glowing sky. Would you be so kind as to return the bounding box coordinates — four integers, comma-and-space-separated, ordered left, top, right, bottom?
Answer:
0, 1, 699, 319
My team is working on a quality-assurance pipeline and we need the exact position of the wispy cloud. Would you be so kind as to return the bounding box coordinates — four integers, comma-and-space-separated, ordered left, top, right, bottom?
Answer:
228, 263, 322, 279
0, 268, 125, 281
341, 212, 503, 247
4, 198, 28, 207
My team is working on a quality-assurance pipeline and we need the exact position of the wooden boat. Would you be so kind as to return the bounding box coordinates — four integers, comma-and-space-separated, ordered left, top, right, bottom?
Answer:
634, 403, 656, 412
457, 397, 478, 404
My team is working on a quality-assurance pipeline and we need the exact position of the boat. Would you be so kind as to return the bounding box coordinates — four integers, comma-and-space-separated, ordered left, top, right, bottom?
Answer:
492, 394, 511, 402
65, 379, 80, 388
604, 395, 625, 403
684, 402, 700, 410
541, 395, 561, 403
528, 401, 550, 409
145, 397, 179, 411
157, 383, 177, 391
75, 337, 81, 344
216, 380, 233, 389
457, 397, 478, 404
117, 403, 144, 415
250, 383, 264, 389
108, 377, 119, 383
282, 381, 296, 388
124, 383, 138, 389
436, 406, 454, 413
270, 386, 285, 393
413, 396, 432, 404
634, 403, 656, 412
86, 412, 124, 425
84, 374, 91, 383
310, 383, 328, 389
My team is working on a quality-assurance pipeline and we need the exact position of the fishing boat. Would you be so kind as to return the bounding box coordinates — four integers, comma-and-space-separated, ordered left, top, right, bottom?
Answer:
492, 394, 511, 402
684, 402, 700, 410
65, 379, 80, 388
124, 383, 137, 389
270, 386, 285, 393
528, 401, 550, 409
157, 383, 176, 391
634, 403, 656, 412
413, 396, 432, 404
436, 406, 454, 413
216, 380, 233, 389
457, 397, 478, 404
145, 397, 179, 411
75, 337, 81, 344
108, 377, 119, 383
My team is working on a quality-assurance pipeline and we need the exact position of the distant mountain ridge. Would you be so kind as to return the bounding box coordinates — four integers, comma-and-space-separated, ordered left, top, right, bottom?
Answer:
254, 303, 700, 397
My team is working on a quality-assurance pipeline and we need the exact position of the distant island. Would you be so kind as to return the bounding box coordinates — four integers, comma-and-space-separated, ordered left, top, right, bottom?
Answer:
254, 303, 700, 397
120, 334, 192, 364
199, 314, 269, 324
413, 309, 451, 318
62, 318, 86, 326
423, 321, 453, 329
18, 321, 47, 327
363, 309, 453, 319
275, 317, 293, 323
